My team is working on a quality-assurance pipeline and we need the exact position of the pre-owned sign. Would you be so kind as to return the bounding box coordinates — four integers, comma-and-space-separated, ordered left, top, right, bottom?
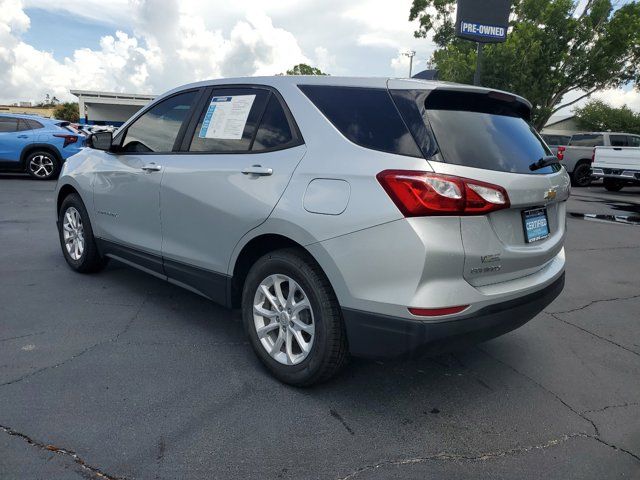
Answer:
456, 0, 511, 43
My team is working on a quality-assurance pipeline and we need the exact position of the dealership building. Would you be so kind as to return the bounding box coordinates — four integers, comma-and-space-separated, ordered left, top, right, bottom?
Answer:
71, 90, 156, 126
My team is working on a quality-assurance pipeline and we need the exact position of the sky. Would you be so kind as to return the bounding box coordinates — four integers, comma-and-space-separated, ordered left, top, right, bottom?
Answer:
0, 0, 637, 120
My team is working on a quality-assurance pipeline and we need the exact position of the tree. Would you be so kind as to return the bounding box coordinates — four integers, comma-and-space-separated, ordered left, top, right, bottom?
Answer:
283, 64, 328, 75
574, 100, 640, 134
53, 102, 80, 123
409, 0, 640, 129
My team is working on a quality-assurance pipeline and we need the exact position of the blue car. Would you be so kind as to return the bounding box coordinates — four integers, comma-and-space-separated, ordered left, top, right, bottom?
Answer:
0, 113, 85, 180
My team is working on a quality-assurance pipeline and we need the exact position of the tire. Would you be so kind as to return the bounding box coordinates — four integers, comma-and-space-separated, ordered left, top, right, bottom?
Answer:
25, 150, 60, 180
242, 248, 348, 386
58, 193, 109, 273
604, 179, 624, 192
571, 162, 592, 187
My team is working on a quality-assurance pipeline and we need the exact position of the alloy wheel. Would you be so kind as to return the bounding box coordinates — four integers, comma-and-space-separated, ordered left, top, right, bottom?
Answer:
253, 274, 315, 365
62, 207, 85, 260
29, 154, 55, 178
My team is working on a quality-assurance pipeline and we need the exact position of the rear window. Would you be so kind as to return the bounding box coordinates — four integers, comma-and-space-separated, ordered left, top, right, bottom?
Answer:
609, 135, 628, 147
542, 134, 570, 146
413, 90, 557, 174
299, 85, 422, 157
569, 134, 604, 147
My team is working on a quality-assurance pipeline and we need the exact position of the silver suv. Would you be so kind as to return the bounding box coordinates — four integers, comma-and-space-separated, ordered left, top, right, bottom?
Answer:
55, 77, 569, 385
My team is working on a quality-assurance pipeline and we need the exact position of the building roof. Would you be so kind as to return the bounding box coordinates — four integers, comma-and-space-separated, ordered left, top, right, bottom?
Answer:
70, 90, 156, 100
545, 115, 575, 128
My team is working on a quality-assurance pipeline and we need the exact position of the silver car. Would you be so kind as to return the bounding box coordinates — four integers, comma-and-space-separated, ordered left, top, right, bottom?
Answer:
55, 76, 570, 385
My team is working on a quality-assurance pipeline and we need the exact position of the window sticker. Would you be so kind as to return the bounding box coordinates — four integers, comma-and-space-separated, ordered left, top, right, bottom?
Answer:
198, 95, 256, 140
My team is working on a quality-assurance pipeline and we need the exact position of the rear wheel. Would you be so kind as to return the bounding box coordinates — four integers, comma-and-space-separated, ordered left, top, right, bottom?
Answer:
571, 162, 592, 187
26, 151, 60, 180
242, 248, 348, 386
604, 178, 624, 192
58, 194, 109, 273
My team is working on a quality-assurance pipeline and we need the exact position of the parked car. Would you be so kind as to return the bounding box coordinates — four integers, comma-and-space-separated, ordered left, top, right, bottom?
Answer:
0, 114, 85, 179
557, 132, 640, 187
55, 76, 569, 385
541, 133, 572, 156
592, 144, 640, 191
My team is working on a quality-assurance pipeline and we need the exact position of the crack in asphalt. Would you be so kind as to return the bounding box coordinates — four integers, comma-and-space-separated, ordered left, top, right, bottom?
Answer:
475, 349, 640, 463
548, 312, 640, 358
0, 342, 105, 388
548, 294, 640, 315
335, 433, 636, 480
477, 348, 600, 437
572, 245, 640, 252
0, 294, 149, 388
120, 341, 248, 347
582, 402, 640, 415
0, 331, 47, 343
590, 435, 640, 463
0, 424, 124, 480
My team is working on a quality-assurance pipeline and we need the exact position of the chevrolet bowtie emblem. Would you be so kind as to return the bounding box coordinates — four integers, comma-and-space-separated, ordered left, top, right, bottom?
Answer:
544, 189, 557, 201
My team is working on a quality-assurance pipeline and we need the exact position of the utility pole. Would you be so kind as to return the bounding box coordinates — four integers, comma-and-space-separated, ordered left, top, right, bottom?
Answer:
473, 43, 484, 86
403, 50, 416, 77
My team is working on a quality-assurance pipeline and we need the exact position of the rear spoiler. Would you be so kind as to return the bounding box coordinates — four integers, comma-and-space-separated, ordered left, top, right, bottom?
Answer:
425, 88, 532, 121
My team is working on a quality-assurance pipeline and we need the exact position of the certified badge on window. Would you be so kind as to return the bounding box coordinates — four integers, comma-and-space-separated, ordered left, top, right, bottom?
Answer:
199, 95, 256, 140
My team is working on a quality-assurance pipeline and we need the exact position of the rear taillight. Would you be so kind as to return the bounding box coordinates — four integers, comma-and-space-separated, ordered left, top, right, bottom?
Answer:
591, 147, 596, 163
376, 170, 510, 217
53, 134, 78, 148
557, 146, 565, 161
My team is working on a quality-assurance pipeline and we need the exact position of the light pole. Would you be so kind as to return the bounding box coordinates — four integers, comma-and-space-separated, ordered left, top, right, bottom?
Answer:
403, 50, 416, 77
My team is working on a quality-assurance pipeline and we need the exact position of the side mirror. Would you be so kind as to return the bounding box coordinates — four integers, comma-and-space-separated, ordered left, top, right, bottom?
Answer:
89, 131, 113, 151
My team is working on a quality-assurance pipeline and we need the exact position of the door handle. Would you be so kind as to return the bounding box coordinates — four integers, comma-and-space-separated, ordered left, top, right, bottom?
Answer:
242, 165, 273, 176
17, 135, 28, 139
141, 163, 162, 172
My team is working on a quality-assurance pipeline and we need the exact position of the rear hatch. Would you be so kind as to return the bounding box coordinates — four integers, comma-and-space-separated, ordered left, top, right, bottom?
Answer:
389, 83, 570, 286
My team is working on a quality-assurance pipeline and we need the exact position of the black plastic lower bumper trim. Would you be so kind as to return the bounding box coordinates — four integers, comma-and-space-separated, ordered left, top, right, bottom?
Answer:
342, 272, 565, 359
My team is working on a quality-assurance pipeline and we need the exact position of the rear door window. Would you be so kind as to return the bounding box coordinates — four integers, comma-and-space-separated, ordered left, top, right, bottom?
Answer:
17, 119, 32, 131
0, 117, 19, 133
609, 135, 628, 147
299, 85, 422, 157
629, 136, 640, 148
25, 119, 44, 130
569, 134, 604, 147
188, 88, 269, 153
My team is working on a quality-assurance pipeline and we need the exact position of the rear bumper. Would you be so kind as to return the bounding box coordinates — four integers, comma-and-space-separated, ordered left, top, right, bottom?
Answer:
342, 272, 565, 359
591, 167, 640, 181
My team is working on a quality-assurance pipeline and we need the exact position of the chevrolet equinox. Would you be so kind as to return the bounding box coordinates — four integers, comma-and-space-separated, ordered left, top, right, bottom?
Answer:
56, 76, 569, 386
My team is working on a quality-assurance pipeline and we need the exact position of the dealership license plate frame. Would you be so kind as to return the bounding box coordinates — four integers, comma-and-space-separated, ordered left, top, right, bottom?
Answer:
522, 207, 550, 243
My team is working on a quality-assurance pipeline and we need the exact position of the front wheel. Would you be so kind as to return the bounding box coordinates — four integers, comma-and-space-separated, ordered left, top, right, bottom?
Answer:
242, 249, 348, 386
603, 179, 624, 192
26, 151, 60, 180
571, 162, 592, 187
58, 194, 109, 273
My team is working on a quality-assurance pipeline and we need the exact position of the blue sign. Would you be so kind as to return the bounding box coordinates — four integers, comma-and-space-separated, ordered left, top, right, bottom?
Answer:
459, 21, 506, 40
456, 0, 511, 44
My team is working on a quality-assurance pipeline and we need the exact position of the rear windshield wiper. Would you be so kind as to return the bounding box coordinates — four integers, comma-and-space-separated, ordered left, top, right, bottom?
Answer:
530, 155, 559, 171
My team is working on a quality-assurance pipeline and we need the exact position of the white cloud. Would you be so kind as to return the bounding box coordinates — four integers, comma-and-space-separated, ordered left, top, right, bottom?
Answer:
593, 88, 640, 112
0, 0, 312, 103
3, 0, 636, 110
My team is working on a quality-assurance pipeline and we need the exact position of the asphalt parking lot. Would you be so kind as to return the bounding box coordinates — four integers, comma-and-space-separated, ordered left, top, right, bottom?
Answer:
1, 175, 639, 480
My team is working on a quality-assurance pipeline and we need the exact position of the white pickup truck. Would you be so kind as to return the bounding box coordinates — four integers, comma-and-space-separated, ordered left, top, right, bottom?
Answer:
556, 132, 640, 187
592, 146, 640, 191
